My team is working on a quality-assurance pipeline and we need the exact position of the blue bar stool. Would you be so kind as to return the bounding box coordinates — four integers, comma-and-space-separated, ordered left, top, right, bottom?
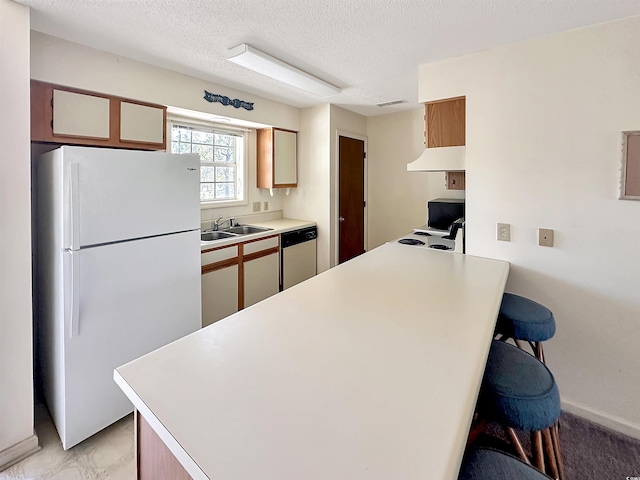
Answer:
458, 447, 553, 479
496, 293, 556, 363
477, 340, 564, 480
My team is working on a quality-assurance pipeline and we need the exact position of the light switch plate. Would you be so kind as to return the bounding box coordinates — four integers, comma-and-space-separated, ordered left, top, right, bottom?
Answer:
497, 223, 511, 242
252, 202, 261, 212
263, 201, 269, 211
539, 228, 554, 247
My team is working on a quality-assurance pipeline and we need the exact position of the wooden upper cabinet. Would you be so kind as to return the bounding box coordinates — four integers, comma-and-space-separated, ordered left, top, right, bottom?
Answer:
31, 80, 166, 150
257, 127, 297, 188
425, 96, 465, 148
425, 96, 466, 190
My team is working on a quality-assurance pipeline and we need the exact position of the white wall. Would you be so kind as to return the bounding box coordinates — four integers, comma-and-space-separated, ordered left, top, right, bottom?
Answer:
283, 105, 332, 272
0, 0, 38, 467
30, 32, 300, 224
366, 109, 463, 249
419, 15, 640, 436
31, 32, 299, 131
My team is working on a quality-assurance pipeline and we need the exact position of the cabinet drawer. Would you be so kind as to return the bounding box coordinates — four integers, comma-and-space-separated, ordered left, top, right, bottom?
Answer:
201, 244, 239, 266
243, 235, 279, 255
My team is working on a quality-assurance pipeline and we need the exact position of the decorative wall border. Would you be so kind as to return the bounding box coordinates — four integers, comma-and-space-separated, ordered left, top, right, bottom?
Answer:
203, 90, 254, 111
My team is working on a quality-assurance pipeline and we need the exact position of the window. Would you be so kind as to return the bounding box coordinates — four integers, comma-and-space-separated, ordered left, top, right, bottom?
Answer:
171, 121, 245, 205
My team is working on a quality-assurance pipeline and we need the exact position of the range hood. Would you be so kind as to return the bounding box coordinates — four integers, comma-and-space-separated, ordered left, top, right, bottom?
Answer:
406, 145, 465, 172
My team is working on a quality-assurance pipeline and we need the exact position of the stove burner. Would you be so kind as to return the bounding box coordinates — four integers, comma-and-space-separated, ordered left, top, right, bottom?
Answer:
398, 238, 425, 246
429, 244, 453, 251
413, 231, 431, 236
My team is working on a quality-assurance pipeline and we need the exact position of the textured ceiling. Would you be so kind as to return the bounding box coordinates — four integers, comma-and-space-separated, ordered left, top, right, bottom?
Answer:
16, 0, 640, 116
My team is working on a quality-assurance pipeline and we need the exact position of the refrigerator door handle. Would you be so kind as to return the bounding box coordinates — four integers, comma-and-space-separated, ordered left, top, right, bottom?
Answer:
69, 250, 80, 338
69, 162, 80, 251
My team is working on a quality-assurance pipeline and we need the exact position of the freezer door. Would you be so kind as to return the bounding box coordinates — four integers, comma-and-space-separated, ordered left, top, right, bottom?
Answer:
60, 230, 201, 449
57, 146, 200, 248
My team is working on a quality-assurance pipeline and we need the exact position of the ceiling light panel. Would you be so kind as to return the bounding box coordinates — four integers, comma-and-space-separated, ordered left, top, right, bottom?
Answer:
226, 44, 340, 97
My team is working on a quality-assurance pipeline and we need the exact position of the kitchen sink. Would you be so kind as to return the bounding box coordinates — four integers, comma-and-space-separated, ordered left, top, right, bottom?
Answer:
201, 231, 238, 241
226, 225, 273, 235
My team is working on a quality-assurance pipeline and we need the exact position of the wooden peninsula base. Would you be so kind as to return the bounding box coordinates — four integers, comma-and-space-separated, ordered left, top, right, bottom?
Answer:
136, 410, 191, 480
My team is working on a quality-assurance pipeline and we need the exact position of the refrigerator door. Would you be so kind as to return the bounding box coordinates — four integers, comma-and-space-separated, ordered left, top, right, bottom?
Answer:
59, 230, 201, 449
58, 146, 200, 248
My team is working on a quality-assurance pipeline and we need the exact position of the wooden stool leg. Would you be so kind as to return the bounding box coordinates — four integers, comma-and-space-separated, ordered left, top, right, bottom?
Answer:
531, 430, 545, 472
542, 427, 559, 479
515, 339, 527, 351
551, 422, 565, 480
466, 418, 486, 447
505, 426, 531, 465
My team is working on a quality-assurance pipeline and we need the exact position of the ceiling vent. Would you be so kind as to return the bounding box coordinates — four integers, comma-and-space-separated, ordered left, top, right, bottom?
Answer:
376, 99, 407, 107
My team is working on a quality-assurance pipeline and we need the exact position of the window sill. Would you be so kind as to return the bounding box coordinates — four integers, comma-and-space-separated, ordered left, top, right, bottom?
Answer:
201, 199, 248, 210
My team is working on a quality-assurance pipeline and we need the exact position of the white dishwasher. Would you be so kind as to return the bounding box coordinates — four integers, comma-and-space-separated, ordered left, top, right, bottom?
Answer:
281, 226, 317, 290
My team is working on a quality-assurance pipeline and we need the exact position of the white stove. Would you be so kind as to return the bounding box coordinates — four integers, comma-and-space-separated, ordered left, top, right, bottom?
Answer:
394, 224, 463, 253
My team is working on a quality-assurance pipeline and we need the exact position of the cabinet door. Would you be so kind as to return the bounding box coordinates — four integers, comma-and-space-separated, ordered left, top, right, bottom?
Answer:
273, 129, 297, 186
445, 172, 466, 190
257, 128, 297, 188
202, 265, 239, 327
53, 89, 110, 139
243, 252, 280, 308
201, 245, 239, 327
120, 101, 165, 146
425, 97, 465, 148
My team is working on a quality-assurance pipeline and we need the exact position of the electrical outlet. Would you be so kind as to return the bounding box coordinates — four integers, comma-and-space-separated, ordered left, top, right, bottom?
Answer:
252, 202, 261, 213
263, 201, 269, 211
497, 223, 511, 242
539, 228, 554, 247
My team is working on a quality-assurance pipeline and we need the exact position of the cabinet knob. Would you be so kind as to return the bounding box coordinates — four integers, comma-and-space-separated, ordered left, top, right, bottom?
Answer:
339, 216, 345, 223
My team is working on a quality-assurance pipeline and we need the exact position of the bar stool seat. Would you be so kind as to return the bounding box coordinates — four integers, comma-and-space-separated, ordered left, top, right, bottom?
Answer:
498, 293, 556, 342
480, 340, 560, 430
459, 447, 553, 479
476, 340, 564, 479
496, 293, 556, 362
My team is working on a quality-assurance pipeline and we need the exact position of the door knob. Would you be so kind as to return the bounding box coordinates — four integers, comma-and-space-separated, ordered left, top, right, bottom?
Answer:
339, 216, 345, 222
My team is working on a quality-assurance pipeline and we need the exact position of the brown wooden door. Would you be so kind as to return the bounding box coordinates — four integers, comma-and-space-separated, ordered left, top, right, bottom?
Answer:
338, 136, 365, 264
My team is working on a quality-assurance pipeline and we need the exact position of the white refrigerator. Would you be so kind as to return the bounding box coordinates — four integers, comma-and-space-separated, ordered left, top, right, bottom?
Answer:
33, 146, 202, 449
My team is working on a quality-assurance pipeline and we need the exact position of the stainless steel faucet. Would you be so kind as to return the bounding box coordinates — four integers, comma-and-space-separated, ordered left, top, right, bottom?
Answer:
213, 216, 234, 230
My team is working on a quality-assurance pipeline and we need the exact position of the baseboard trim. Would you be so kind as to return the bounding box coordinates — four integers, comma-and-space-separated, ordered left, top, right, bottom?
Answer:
0, 434, 40, 472
562, 399, 640, 441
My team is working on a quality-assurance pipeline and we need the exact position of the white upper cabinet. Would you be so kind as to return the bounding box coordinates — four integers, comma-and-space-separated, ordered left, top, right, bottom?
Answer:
273, 129, 297, 185
257, 127, 297, 188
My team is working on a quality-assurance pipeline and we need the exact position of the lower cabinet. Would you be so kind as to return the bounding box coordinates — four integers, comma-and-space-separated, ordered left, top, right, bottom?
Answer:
243, 238, 280, 307
201, 244, 240, 328
201, 235, 280, 327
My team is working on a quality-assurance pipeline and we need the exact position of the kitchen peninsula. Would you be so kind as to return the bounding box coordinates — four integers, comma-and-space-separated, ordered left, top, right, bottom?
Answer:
114, 242, 509, 480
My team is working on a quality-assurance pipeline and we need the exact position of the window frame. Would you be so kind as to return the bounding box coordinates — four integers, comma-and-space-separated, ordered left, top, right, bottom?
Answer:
169, 116, 249, 209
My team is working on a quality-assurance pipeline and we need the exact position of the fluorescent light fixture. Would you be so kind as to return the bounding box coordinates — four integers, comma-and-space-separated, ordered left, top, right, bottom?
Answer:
376, 99, 407, 107
226, 44, 341, 97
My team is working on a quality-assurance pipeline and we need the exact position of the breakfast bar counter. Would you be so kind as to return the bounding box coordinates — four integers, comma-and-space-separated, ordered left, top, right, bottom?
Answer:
114, 242, 510, 480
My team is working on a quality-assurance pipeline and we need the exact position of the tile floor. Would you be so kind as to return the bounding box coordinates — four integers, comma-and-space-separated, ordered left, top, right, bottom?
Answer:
0, 405, 134, 480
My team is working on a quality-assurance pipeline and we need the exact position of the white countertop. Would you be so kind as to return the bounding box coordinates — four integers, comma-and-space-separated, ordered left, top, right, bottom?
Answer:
115, 243, 509, 480
201, 217, 316, 250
